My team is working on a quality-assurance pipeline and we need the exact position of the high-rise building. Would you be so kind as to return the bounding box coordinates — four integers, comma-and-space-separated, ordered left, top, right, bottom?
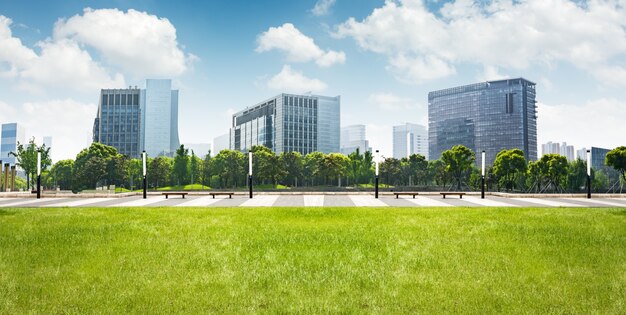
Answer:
428, 78, 537, 165
213, 133, 230, 154
393, 123, 428, 160
230, 93, 340, 155
560, 142, 575, 161
93, 87, 142, 157
340, 124, 370, 155
142, 79, 180, 157
0, 123, 25, 166
542, 141, 575, 161
92, 79, 180, 158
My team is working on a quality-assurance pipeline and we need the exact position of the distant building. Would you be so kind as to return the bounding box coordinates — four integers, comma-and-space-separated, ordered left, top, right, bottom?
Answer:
542, 141, 575, 161
230, 93, 340, 155
393, 123, 428, 160
340, 125, 370, 155
428, 78, 537, 165
184, 143, 211, 157
92, 79, 180, 158
0, 123, 26, 166
213, 133, 230, 154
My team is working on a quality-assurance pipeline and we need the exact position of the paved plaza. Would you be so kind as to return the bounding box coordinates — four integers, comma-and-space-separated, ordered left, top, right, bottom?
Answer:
0, 195, 625, 208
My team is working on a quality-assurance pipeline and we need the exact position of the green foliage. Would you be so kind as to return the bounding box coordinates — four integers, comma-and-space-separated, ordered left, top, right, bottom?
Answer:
279, 151, 303, 187
148, 156, 172, 188
605, 146, 626, 181
72, 142, 120, 191
173, 145, 190, 185
321, 153, 349, 186
492, 149, 527, 192
441, 145, 476, 190
212, 149, 245, 188
380, 157, 402, 186
49, 159, 74, 190
529, 154, 569, 193
10, 138, 52, 189
427, 159, 448, 188
189, 150, 202, 185
303, 152, 325, 186
201, 151, 213, 188
566, 159, 588, 193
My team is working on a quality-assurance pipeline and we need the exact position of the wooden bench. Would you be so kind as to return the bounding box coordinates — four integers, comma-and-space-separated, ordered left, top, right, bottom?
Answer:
393, 192, 419, 199
162, 192, 188, 199
440, 192, 466, 199
209, 192, 234, 199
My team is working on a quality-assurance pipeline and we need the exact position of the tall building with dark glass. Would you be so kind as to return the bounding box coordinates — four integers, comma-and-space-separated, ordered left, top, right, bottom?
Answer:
92, 88, 142, 157
230, 93, 340, 155
428, 78, 537, 165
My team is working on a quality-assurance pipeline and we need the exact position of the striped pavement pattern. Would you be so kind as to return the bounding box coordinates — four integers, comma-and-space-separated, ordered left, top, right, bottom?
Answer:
0, 195, 624, 208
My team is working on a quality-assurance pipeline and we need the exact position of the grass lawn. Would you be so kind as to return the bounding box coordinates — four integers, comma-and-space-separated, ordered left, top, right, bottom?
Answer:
0, 207, 624, 313
156, 184, 211, 191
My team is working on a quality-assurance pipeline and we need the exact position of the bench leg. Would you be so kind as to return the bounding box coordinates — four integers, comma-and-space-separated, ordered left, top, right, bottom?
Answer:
413, 195, 415, 199
460, 195, 462, 199
183, 195, 185, 199
166, 195, 168, 199
396, 195, 398, 199
229, 194, 232, 199
443, 195, 446, 199
212, 195, 215, 199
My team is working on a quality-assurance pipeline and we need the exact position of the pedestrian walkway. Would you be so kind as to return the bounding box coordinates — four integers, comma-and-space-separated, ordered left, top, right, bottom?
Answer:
1, 195, 625, 208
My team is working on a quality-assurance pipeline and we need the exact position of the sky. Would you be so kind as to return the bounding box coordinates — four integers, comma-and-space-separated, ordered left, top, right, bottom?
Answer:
1, 0, 625, 161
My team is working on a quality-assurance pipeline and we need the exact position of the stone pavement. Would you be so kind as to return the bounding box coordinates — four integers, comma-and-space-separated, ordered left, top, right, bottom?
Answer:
0, 195, 625, 208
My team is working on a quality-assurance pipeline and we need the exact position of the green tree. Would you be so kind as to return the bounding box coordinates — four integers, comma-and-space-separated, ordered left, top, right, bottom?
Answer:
10, 138, 52, 189
347, 149, 364, 186
173, 145, 190, 186
492, 149, 527, 192
605, 146, 626, 182
149, 156, 172, 188
427, 160, 448, 188
251, 145, 275, 185
380, 157, 402, 186
321, 153, 350, 186
566, 158, 587, 193
304, 152, 326, 186
279, 151, 303, 187
213, 150, 245, 188
189, 150, 202, 185
361, 150, 374, 184
441, 145, 476, 190
127, 158, 143, 190
201, 151, 212, 188
536, 154, 568, 192
73, 142, 119, 191
50, 159, 74, 190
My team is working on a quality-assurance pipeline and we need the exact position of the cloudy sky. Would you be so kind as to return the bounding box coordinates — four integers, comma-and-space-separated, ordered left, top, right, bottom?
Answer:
1, 0, 625, 161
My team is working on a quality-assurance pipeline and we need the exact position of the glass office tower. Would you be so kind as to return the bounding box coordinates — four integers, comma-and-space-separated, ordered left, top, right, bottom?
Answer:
0, 123, 25, 166
393, 123, 428, 160
142, 79, 180, 157
93, 87, 142, 157
340, 124, 370, 155
428, 78, 537, 165
231, 93, 340, 155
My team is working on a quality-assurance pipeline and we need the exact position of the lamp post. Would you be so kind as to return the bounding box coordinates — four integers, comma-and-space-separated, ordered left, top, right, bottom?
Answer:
248, 151, 253, 199
375, 150, 380, 199
586, 149, 591, 199
142, 151, 147, 199
481, 150, 485, 199
36, 150, 41, 199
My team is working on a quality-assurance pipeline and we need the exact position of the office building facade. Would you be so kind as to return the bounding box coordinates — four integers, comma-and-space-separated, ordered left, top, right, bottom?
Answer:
340, 124, 370, 155
92, 79, 180, 158
0, 123, 25, 166
428, 78, 537, 165
542, 141, 575, 161
393, 123, 428, 160
230, 93, 340, 155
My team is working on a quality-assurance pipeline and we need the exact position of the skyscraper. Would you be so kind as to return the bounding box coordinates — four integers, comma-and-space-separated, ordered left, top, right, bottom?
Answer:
92, 79, 180, 158
542, 141, 575, 161
428, 78, 537, 165
230, 93, 340, 155
393, 123, 428, 160
340, 124, 370, 155
0, 123, 25, 166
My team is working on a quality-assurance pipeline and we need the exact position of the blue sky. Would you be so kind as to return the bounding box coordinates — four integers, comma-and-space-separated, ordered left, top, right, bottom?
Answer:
1, 0, 625, 161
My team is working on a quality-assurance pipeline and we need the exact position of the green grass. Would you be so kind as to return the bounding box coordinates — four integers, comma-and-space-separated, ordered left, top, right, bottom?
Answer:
0, 207, 624, 313
156, 184, 211, 191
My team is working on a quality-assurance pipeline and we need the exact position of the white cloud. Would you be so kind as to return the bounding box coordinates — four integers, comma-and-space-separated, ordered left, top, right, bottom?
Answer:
334, 0, 626, 85
369, 92, 420, 111
537, 98, 626, 151
311, 0, 337, 16
256, 23, 345, 67
0, 99, 97, 162
267, 65, 327, 93
53, 8, 194, 77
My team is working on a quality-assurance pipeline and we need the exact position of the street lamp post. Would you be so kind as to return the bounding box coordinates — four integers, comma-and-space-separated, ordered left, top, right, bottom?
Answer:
586, 149, 591, 199
36, 151, 41, 199
375, 150, 380, 199
142, 151, 147, 199
481, 150, 485, 199
248, 151, 253, 199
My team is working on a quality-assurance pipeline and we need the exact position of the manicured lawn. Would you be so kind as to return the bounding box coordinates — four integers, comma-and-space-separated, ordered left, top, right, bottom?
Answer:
156, 184, 211, 191
0, 207, 624, 313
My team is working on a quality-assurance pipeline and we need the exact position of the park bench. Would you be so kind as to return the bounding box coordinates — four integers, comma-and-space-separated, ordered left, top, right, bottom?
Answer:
162, 192, 188, 199
393, 192, 419, 199
209, 192, 234, 199
440, 192, 466, 199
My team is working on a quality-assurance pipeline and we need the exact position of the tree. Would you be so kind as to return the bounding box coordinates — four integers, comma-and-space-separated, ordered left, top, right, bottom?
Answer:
149, 156, 172, 188
428, 160, 448, 188
304, 152, 325, 186
73, 142, 119, 191
212, 150, 245, 188
361, 150, 375, 184
321, 153, 349, 187
380, 157, 402, 186
50, 159, 74, 190
606, 146, 626, 182
347, 149, 364, 186
441, 145, 476, 190
492, 149, 527, 192
190, 150, 202, 185
10, 138, 52, 189
251, 145, 275, 185
201, 151, 212, 188
107, 155, 129, 189
173, 145, 189, 186
566, 158, 587, 193
279, 151, 303, 187
535, 154, 568, 192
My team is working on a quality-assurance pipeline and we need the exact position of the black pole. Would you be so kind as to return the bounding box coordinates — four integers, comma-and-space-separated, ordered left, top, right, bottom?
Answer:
143, 175, 147, 199
37, 175, 41, 199
481, 175, 485, 199
249, 175, 253, 198
375, 175, 379, 199
587, 174, 591, 199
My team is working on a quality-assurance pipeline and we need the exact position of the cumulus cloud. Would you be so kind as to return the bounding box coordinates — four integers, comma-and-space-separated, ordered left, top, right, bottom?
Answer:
53, 8, 194, 77
267, 65, 327, 93
334, 0, 626, 85
256, 23, 345, 67
311, 0, 337, 16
